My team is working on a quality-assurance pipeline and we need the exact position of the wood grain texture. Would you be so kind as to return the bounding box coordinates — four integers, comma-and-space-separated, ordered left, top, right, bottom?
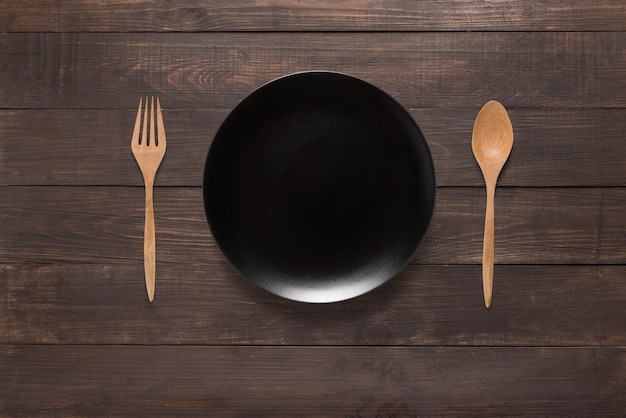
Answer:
1, 0, 625, 32
2, 32, 625, 109
2, 1, 626, 415
3, 108, 626, 187
2, 263, 625, 346
2, 345, 625, 417
2, 186, 625, 266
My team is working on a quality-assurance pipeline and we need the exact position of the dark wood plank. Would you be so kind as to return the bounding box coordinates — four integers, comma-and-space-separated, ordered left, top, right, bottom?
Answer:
1, 186, 625, 266
0, 109, 223, 187
3, 108, 626, 187
2, 263, 625, 346
1, 0, 625, 32
2, 32, 625, 109
2, 345, 624, 416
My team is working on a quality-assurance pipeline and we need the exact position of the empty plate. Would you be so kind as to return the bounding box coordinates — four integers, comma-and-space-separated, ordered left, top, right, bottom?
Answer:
203, 71, 435, 303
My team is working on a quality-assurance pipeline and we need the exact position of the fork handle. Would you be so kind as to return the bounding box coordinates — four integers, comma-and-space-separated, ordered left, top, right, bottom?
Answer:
143, 180, 156, 302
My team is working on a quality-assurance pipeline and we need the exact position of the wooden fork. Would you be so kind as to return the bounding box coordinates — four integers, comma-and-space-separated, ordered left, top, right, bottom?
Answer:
131, 97, 167, 302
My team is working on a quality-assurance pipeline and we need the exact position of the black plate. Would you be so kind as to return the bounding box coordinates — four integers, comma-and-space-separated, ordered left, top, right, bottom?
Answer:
203, 72, 435, 303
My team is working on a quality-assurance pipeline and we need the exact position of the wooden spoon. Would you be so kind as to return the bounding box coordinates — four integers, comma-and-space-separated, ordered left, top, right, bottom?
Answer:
471, 100, 514, 308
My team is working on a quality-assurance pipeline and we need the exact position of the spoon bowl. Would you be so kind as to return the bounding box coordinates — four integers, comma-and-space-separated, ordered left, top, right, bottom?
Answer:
471, 100, 513, 308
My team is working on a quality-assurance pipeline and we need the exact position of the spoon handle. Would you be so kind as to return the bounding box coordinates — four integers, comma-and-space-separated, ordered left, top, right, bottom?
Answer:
482, 180, 496, 308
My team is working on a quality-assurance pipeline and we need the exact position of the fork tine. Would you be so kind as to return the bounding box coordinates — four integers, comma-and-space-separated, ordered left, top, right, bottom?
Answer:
149, 96, 155, 147
156, 97, 166, 148
142, 95, 148, 145
132, 97, 143, 145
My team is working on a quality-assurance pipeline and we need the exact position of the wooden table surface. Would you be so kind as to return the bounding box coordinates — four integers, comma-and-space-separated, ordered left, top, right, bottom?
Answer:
2, 1, 626, 416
